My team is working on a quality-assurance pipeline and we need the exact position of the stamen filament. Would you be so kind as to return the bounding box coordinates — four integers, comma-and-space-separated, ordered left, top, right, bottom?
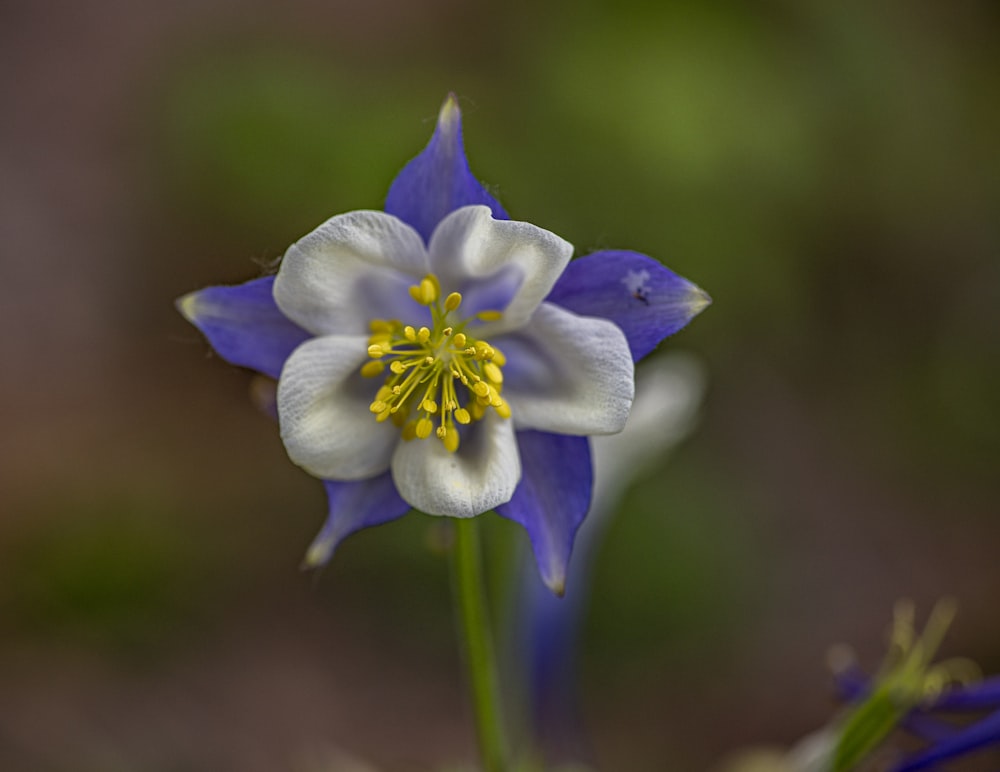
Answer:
360, 273, 510, 452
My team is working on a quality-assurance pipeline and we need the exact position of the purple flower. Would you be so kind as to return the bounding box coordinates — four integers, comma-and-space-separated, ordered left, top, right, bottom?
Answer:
835, 649, 1000, 772
723, 603, 1000, 772
831, 601, 1000, 772
177, 95, 709, 593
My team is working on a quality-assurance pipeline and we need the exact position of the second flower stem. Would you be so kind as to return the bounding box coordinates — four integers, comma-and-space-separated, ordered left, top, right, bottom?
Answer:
451, 516, 508, 772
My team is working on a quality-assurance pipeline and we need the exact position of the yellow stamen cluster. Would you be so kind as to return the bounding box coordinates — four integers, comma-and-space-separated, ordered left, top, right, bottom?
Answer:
363, 273, 509, 453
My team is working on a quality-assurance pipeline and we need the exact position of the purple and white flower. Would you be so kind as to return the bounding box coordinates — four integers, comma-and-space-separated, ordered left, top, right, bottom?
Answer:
178, 95, 710, 594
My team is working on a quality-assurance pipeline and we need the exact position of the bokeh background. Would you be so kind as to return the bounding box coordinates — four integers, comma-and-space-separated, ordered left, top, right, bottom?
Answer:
2, 0, 999, 770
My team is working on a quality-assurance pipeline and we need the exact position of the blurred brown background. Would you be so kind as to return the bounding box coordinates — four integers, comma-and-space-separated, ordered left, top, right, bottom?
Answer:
2, 0, 999, 770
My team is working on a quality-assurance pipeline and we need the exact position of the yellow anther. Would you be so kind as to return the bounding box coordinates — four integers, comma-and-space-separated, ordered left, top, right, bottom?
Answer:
360, 269, 512, 440
420, 277, 439, 304
360, 361, 385, 378
491, 348, 506, 366
477, 310, 503, 321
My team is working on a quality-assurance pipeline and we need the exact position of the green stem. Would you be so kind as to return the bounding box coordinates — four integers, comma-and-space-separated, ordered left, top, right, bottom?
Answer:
450, 517, 508, 772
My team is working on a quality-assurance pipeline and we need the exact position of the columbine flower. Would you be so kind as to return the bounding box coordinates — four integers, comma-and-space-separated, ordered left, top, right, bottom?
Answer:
177, 95, 710, 593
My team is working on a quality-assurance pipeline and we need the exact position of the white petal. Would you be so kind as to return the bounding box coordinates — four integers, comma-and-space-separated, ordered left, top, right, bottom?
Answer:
277, 335, 399, 480
274, 210, 430, 336
427, 206, 574, 332
499, 302, 635, 435
391, 412, 521, 517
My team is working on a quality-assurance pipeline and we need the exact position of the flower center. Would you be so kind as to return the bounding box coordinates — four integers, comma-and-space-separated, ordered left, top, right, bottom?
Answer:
361, 273, 509, 453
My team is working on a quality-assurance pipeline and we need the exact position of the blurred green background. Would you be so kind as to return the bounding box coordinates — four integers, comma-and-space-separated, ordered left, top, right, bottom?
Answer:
2, 0, 998, 770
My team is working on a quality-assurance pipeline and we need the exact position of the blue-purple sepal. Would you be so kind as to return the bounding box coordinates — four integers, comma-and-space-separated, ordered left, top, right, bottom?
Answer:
177, 276, 310, 380
496, 431, 593, 596
303, 474, 413, 568
385, 94, 508, 244
547, 250, 711, 362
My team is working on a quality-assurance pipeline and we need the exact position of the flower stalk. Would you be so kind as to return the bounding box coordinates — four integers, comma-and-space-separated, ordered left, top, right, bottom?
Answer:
451, 517, 508, 772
